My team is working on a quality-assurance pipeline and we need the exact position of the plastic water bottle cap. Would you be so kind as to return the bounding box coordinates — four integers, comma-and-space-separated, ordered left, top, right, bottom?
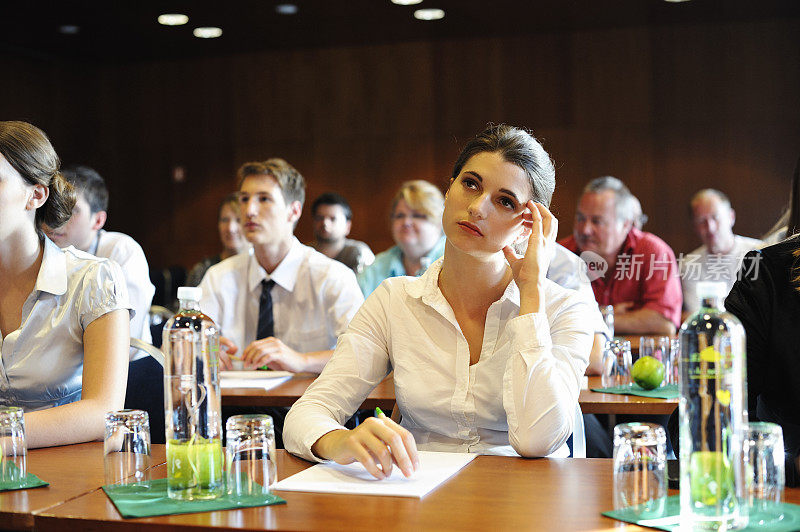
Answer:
177, 286, 202, 301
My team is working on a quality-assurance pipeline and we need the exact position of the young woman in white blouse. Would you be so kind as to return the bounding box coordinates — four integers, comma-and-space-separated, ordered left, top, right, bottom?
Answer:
0, 121, 131, 448
284, 124, 593, 479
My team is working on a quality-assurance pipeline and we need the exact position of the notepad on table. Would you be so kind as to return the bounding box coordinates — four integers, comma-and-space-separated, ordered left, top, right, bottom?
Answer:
273, 451, 476, 498
220, 370, 292, 390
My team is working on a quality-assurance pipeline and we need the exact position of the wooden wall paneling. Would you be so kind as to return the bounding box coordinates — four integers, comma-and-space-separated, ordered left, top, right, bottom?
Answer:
4, 15, 800, 269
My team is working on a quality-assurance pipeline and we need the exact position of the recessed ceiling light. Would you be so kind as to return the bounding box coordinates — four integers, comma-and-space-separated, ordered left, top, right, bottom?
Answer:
276, 4, 298, 15
59, 25, 80, 35
158, 14, 189, 26
193, 27, 223, 39
414, 8, 444, 20
391, 0, 423, 5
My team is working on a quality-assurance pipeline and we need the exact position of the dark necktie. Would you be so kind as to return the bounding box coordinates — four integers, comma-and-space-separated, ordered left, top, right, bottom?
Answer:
256, 279, 276, 340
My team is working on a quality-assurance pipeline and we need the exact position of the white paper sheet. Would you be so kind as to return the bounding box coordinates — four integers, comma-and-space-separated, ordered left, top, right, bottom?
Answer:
220, 371, 293, 390
273, 451, 476, 498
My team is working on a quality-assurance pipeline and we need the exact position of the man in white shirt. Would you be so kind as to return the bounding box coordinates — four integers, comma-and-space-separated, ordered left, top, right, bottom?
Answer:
44, 165, 155, 358
199, 158, 364, 373
681, 189, 762, 316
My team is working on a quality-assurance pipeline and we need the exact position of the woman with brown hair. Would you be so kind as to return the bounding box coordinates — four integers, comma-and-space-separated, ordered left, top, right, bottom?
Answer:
186, 192, 249, 286
725, 233, 800, 486
0, 121, 131, 448
284, 124, 593, 478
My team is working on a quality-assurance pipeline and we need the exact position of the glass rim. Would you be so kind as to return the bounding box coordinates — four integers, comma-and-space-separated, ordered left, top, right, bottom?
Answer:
105, 409, 150, 425
745, 421, 783, 436
606, 339, 632, 349
226, 413, 274, 431
613, 422, 666, 444
0, 406, 24, 419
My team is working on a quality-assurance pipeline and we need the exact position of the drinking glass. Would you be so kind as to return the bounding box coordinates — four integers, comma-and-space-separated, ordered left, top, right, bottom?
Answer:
613, 423, 667, 515
744, 422, 785, 526
638, 336, 670, 364
602, 339, 632, 388
0, 407, 27, 483
600, 304, 614, 339
226, 414, 277, 497
104, 409, 152, 488
667, 338, 680, 385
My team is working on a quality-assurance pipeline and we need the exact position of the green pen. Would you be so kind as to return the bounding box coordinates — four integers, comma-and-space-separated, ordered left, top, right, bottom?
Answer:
374, 406, 386, 418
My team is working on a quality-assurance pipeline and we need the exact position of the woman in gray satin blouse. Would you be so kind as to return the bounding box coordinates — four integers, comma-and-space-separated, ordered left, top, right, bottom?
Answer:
0, 121, 131, 448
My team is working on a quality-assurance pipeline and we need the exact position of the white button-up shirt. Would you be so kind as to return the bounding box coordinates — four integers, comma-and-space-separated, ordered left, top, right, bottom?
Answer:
284, 258, 593, 461
0, 238, 130, 411
681, 234, 763, 314
89, 229, 155, 357
198, 237, 364, 354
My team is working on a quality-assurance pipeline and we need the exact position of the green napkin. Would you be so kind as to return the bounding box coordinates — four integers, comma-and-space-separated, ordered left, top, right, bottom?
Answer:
0, 461, 49, 491
602, 495, 800, 531
102, 478, 286, 518
591, 383, 679, 399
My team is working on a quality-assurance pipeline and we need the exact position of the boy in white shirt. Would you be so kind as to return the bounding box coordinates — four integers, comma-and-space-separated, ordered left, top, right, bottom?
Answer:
199, 158, 364, 373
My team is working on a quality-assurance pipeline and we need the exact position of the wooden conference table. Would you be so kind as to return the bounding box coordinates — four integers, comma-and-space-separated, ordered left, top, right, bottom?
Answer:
14, 442, 796, 531
222, 374, 678, 417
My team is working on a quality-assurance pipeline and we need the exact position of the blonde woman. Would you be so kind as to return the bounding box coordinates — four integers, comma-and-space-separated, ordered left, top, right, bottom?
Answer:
357, 180, 445, 296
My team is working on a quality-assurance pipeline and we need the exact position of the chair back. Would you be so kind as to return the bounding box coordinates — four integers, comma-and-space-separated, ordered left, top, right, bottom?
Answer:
126, 338, 166, 443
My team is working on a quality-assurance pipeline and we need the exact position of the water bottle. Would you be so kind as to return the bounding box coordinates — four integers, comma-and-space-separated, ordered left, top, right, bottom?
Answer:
679, 281, 748, 530
162, 286, 224, 500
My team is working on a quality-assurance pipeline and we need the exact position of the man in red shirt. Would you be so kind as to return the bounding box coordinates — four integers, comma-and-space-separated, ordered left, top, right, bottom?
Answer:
560, 176, 681, 335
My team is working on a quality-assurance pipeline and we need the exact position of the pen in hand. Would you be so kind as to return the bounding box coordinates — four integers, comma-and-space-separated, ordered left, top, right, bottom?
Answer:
374, 407, 418, 478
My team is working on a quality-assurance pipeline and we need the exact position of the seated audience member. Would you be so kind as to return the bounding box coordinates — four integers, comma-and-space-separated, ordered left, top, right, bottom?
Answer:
45, 165, 155, 357
284, 124, 594, 476
559, 176, 681, 335
725, 234, 800, 486
763, 156, 800, 246
309, 192, 375, 274
199, 159, 364, 373
0, 121, 130, 448
187, 193, 249, 286
358, 180, 446, 297
681, 189, 762, 315
548, 243, 609, 376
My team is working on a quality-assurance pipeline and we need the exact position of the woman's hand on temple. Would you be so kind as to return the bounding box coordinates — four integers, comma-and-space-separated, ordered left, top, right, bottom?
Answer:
502, 200, 558, 315
311, 416, 420, 480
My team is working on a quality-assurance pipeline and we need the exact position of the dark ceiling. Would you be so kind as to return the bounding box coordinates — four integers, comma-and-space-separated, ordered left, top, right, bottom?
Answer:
3, 0, 800, 63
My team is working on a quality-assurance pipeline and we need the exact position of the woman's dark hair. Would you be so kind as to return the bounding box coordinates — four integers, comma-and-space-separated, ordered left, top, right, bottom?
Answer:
764, 155, 800, 240
451, 124, 556, 207
0, 121, 75, 235
789, 157, 800, 237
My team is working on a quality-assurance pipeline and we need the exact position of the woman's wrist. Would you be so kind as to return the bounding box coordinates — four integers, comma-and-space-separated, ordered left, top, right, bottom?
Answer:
311, 429, 347, 460
518, 283, 545, 315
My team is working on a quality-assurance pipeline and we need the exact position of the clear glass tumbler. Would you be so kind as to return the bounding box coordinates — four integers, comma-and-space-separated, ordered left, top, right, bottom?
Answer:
104, 409, 152, 489
668, 338, 680, 385
613, 423, 667, 515
226, 414, 277, 497
0, 407, 26, 483
744, 422, 785, 526
602, 339, 632, 388
638, 336, 671, 386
